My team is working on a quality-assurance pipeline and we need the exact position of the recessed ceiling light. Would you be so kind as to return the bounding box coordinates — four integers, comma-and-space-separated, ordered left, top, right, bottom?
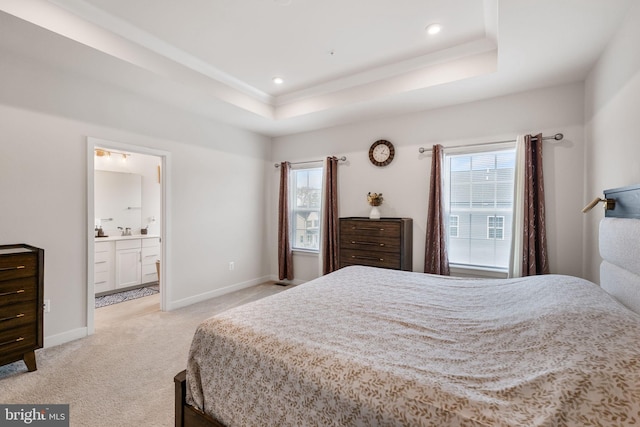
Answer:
273, 77, 284, 85
425, 23, 442, 35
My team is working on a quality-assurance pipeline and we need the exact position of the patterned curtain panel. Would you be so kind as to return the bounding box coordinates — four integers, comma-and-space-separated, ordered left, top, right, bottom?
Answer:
278, 161, 293, 280
522, 134, 550, 275
322, 156, 339, 274
424, 144, 450, 275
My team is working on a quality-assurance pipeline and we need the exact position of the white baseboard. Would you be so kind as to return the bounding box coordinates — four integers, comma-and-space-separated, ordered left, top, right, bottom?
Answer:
167, 276, 272, 311
269, 274, 306, 286
44, 327, 88, 348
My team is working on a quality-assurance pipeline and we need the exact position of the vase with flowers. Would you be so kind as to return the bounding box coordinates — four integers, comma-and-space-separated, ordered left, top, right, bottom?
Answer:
367, 192, 383, 219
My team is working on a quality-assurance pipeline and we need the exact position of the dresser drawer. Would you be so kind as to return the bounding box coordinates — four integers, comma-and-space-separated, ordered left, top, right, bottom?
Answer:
0, 324, 37, 355
340, 219, 400, 238
0, 301, 36, 331
0, 277, 38, 307
340, 235, 400, 254
0, 254, 37, 282
340, 249, 401, 269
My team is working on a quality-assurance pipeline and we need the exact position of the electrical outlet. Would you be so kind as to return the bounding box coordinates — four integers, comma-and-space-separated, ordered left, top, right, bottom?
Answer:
44, 299, 51, 313
229, 261, 235, 271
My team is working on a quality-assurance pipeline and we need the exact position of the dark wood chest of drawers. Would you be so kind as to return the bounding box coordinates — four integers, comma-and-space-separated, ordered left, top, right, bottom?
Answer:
339, 217, 412, 271
0, 244, 44, 371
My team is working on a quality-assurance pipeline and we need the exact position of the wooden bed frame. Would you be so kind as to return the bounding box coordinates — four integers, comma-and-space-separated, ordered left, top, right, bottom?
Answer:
174, 370, 224, 427
174, 183, 640, 427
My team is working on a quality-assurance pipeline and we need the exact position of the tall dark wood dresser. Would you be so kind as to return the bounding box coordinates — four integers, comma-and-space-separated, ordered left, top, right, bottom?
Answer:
0, 244, 44, 372
339, 217, 412, 271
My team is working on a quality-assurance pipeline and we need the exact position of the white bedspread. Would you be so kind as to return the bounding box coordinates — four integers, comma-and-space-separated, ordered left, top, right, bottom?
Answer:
186, 266, 640, 426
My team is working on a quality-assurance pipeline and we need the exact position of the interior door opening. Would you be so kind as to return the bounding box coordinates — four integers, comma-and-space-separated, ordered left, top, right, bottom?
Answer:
87, 138, 169, 334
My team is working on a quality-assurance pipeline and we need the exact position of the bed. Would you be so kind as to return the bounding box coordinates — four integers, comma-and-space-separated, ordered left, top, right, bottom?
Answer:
175, 184, 640, 427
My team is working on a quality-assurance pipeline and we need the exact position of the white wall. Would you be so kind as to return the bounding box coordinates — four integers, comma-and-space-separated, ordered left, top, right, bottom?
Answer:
584, 1, 640, 283
0, 47, 271, 345
270, 83, 586, 282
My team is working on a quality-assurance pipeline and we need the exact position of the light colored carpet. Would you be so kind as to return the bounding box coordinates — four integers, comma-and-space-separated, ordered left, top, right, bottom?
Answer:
0, 282, 289, 427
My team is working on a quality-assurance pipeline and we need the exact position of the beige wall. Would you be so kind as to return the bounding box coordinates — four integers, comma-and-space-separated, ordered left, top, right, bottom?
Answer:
0, 48, 271, 346
271, 83, 586, 282
584, 1, 640, 283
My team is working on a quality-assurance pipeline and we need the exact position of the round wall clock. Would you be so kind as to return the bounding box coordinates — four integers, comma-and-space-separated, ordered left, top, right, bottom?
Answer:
369, 140, 395, 167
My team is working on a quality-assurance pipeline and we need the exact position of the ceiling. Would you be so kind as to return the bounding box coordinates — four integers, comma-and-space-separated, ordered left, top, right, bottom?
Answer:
0, 0, 632, 136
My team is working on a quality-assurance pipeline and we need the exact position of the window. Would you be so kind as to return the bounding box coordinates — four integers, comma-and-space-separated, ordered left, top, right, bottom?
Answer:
487, 215, 505, 239
290, 165, 323, 252
449, 215, 459, 237
445, 149, 515, 270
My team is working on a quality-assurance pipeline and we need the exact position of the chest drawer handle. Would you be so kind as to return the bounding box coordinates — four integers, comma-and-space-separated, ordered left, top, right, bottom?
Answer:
351, 227, 384, 231
0, 289, 25, 297
0, 265, 25, 272
0, 313, 25, 323
351, 255, 384, 262
351, 241, 385, 247
0, 336, 24, 347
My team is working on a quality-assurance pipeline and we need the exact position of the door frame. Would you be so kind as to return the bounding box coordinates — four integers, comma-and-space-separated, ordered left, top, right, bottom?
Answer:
86, 137, 171, 335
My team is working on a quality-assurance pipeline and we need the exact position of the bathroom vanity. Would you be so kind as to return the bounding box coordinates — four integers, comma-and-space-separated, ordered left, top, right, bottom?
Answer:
94, 236, 160, 295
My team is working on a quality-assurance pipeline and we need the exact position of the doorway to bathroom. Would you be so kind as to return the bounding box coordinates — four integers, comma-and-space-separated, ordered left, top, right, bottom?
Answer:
87, 137, 170, 335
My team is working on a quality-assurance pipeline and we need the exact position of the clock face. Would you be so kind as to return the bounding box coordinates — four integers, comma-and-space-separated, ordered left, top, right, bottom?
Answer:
369, 140, 395, 166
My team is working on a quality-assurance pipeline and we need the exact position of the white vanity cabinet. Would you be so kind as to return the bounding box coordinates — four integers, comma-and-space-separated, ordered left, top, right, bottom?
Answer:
141, 238, 160, 284
115, 239, 142, 289
95, 236, 160, 295
94, 241, 115, 294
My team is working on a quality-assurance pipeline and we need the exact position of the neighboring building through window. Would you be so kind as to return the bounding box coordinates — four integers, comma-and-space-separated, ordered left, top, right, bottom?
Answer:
445, 149, 515, 270
290, 165, 323, 252
449, 215, 459, 238
487, 215, 505, 239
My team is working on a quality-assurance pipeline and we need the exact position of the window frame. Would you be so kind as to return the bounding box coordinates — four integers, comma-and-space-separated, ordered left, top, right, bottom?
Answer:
289, 163, 324, 253
443, 144, 516, 274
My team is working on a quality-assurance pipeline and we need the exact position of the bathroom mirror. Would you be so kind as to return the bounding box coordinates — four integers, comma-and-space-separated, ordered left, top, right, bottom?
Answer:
95, 170, 142, 235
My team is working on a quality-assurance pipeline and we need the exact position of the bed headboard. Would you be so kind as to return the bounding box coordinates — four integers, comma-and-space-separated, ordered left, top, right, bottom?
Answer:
599, 184, 640, 315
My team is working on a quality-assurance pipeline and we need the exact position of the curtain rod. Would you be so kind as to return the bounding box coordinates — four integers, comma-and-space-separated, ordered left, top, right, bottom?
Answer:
274, 156, 347, 168
417, 133, 563, 154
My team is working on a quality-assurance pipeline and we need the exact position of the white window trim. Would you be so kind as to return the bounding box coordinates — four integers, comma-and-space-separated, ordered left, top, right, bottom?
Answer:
443, 144, 515, 274
450, 264, 509, 278
289, 162, 323, 254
